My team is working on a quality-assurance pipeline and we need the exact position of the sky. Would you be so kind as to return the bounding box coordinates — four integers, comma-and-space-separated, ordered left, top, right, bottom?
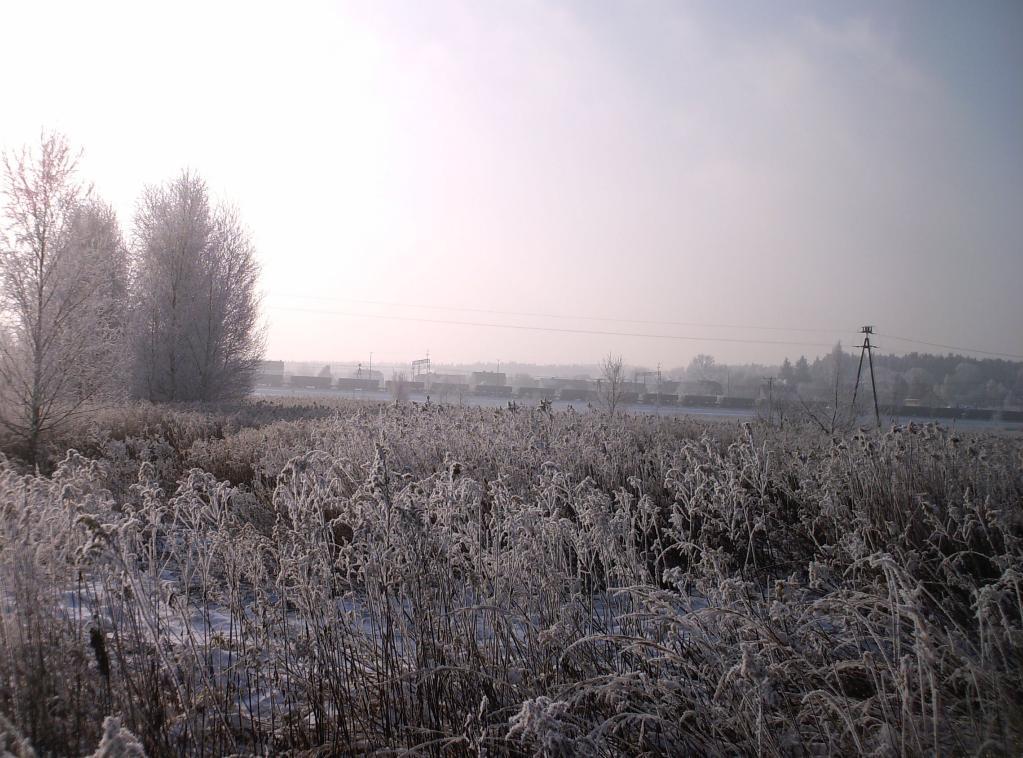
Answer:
1, 0, 1021, 370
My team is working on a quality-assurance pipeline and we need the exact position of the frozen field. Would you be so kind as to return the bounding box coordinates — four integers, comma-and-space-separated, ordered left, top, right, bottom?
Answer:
2, 400, 1021, 755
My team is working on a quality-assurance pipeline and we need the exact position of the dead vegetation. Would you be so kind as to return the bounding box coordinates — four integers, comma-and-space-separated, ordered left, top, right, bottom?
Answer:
0, 399, 1020, 755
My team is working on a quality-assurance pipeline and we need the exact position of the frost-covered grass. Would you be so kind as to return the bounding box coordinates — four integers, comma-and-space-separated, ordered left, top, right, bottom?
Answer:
1, 400, 1021, 755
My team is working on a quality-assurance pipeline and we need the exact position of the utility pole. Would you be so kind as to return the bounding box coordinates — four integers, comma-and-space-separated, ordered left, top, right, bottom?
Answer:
765, 377, 774, 426
850, 325, 881, 429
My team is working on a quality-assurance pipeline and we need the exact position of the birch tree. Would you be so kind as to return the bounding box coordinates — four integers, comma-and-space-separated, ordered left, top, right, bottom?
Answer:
130, 172, 263, 402
0, 133, 127, 461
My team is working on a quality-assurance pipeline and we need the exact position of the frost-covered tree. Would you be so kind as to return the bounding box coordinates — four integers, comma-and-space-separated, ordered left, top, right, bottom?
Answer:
599, 353, 625, 416
794, 355, 811, 384
0, 133, 128, 461
779, 357, 794, 384
130, 172, 263, 402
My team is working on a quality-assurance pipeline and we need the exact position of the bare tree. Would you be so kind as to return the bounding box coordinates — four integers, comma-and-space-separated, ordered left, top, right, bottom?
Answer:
688, 353, 716, 380
130, 172, 263, 402
0, 133, 127, 461
390, 370, 409, 404
600, 353, 626, 416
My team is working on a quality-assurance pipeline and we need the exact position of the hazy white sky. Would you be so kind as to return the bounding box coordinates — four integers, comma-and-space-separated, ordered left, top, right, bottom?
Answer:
2, 0, 1020, 368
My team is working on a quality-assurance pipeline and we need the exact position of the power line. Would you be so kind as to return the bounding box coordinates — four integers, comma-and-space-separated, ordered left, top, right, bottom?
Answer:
875, 333, 1023, 361
267, 304, 836, 348
269, 293, 847, 335
265, 297, 1023, 362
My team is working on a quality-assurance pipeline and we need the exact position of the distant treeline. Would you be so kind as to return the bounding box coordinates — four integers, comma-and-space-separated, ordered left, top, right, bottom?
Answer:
778, 348, 1023, 408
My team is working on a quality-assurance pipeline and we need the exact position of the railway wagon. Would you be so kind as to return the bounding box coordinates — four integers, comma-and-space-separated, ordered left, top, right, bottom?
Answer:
289, 375, 332, 390
680, 394, 718, 408
336, 378, 380, 391
474, 384, 514, 397
619, 391, 640, 404
1000, 410, 1023, 423
255, 374, 284, 387
386, 380, 425, 393
957, 408, 995, 421
895, 405, 934, 418
559, 388, 597, 402
895, 405, 964, 420
426, 381, 466, 395
717, 396, 756, 409
641, 392, 678, 405
516, 386, 554, 399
